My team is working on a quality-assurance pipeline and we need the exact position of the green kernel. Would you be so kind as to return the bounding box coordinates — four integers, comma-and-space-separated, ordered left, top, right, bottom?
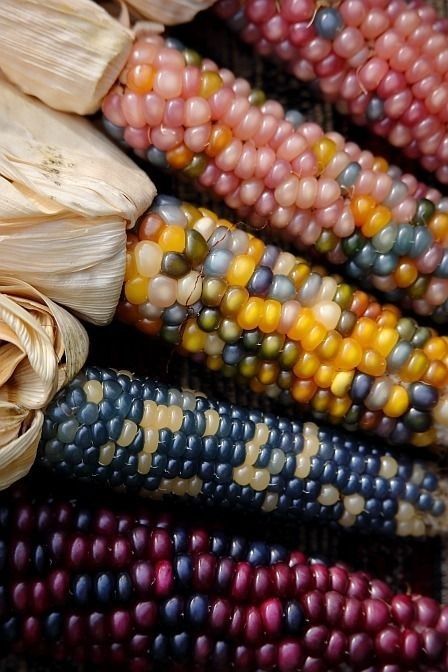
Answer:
278, 341, 300, 369
315, 230, 338, 254
185, 229, 209, 266
260, 334, 285, 360
333, 284, 353, 310
243, 330, 261, 351
198, 308, 221, 332
183, 154, 207, 178
183, 48, 202, 67
248, 88, 266, 107
408, 276, 429, 300
218, 318, 242, 343
239, 355, 259, 378
202, 277, 227, 307
161, 252, 190, 278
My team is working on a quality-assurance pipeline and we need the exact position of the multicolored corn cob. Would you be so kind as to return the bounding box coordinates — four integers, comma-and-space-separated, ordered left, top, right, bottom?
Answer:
39, 366, 448, 537
214, 0, 448, 183
101, 32, 448, 322
118, 195, 448, 452
1, 481, 448, 671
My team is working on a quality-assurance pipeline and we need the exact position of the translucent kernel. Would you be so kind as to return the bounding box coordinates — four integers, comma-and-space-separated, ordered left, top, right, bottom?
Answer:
294, 454, 311, 478
233, 465, 255, 486
134, 241, 163, 277
361, 205, 391, 237
181, 319, 207, 352
251, 469, 271, 492
143, 428, 159, 453
397, 501, 415, 522
293, 352, 320, 379
313, 137, 337, 171
127, 64, 155, 93
138, 452, 152, 474
351, 195, 376, 226
117, 419, 138, 447
84, 380, 103, 404
379, 456, 398, 478
141, 401, 158, 428
204, 409, 220, 435
261, 492, 279, 513
206, 124, 233, 157
334, 338, 363, 369
259, 299, 282, 333
99, 441, 115, 466
374, 328, 399, 357
359, 349, 386, 376
318, 485, 339, 506
344, 494, 365, 515
237, 297, 264, 330
199, 71, 223, 98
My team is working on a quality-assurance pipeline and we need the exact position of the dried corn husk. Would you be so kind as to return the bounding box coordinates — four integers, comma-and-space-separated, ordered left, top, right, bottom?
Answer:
0, 78, 156, 325
0, 277, 89, 490
121, 0, 215, 24
0, 0, 133, 114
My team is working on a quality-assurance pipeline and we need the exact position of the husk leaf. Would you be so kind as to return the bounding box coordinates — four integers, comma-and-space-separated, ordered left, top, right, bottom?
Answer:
120, 0, 215, 24
0, 0, 133, 114
0, 78, 156, 325
0, 277, 89, 490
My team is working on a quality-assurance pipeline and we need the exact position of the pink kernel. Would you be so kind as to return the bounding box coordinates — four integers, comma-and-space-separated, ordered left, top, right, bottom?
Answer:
153, 69, 183, 99
359, 57, 389, 91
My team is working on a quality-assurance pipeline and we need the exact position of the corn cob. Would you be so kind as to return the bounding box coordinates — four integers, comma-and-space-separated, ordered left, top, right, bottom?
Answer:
214, 0, 448, 183
118, 195, 448, 452
39, 365, 448, 537
1, 480, 448, 671
101, 33, 448, 322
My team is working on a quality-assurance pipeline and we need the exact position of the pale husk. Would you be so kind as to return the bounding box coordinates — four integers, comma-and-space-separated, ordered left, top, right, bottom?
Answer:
0, 0, 133, 114
122, 0, 215, 24
0, 78, 156, 325
0, 277, 89, 490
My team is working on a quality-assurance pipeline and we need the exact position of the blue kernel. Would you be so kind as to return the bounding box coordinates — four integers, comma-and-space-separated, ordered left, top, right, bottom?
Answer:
286, 478, 303, 498
44, 439, 64, 463
175, 555, 192, 587
90, 422, 107, 446
394, 223, 414, 256
349, 454, 365, 474
211, 532, 228, 556
218, 415, 232, 438
342, 474, 358, 495
77, 402, 99, 425
203, 436, 218, 460
382, 498, 398, 518
45, 612, 62, 639
230, 536, 246, 560
388, 477, 406, 498
117, 573, 133, 602
73, 574, 91, 604
408, 226, 432, 259
321, 462, 337, 484
334, 447, 349, 466
215, 463, 232, 482
304, 501, 320, 517
152, 634, 168, 661
247, 541, 270, 565
187, 595, 208, 626
422, 473, 438, 491
314, 7, 343, 40
180, 460, 196, 479
304, 480, 320, 499
173, 527, 188, 552
230, 441, 246, 466
66, 386, 87, 408
74, 425, 92, 449
0, 617, 18, 642
199, 461, 214, 480
171, 632, 190, 659
282, 454, 296, 478
98, 399, 116, 421
64, 443, 83, 465
128, 398, 144, 423
364, 455, 380, 474
255, 446, 271, 468
374, 477, 389, 499
365, 499, 381, 516
185, 435, 202, 459
417, 492, 433, 511
170, 433, 187, 457
359, 474, 374, 498
150, 452, 168, 476
103, 380, 122, 400
162, 596, 184, 626
432, 500, 445, 517
270, 544, 287, 563
247, 265, 274, 296
33, 544, 46, 573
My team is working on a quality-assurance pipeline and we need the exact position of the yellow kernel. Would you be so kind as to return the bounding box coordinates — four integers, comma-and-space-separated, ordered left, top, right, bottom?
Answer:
125, 251, 138, 281
199, 71, 223, 98
330, 370, 355, 398
124, 276, 148, 305
294, 454, 311, 478
134, 241, 163, 278
411, 429, 436, 447
311, 390, 330, 413
313, 136, 337, 171
316, 331, 343, 361
352, 318, 377, 348
329, 395, 351, 418
166, 144, 194, 170
259, 299, 282, 333
293, 351, 320, 378
361, 205, 391, 237
374, 327, 399, 358
358, 349, 386, 377
221, 286, 250, 317
430, 212, 448, 243
206, 124, 233, 157
291, 378, 317, 403
227, 254, 256, 286
424, 337, 447, 361
156, 405, 171, 429
301, 323, 327, 351
207, 354, 224, 371
247, 237, 265, 264
401, 350, 428, 382
237, 297, 264, 330
287, 307, 315, 341
127, 64, 155, 93
188, 476, 203, 496
377, 308, 399, 328
158, 225, 186, 253
258, 362, 279, 385
334, 338, 363, 369
84, 380, 103, 404
397, 501, 415, 522
424, 361, 448, 387
303, 434, 320, 456
314, 364, 335, 388
383, 385, 409, 417
181, 319, 207, 352
141, 401, 158, 429
394, 259, 418, 288
290, 263, 310, 289
168, 406, 184, 432
372, 156, 389, 173
351, 195, 376, 226
245, 442, 260, 466
339, 512, 356, 528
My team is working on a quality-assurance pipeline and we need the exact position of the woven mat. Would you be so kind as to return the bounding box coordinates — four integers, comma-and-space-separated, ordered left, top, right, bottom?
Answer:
3, 2, 448, 669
